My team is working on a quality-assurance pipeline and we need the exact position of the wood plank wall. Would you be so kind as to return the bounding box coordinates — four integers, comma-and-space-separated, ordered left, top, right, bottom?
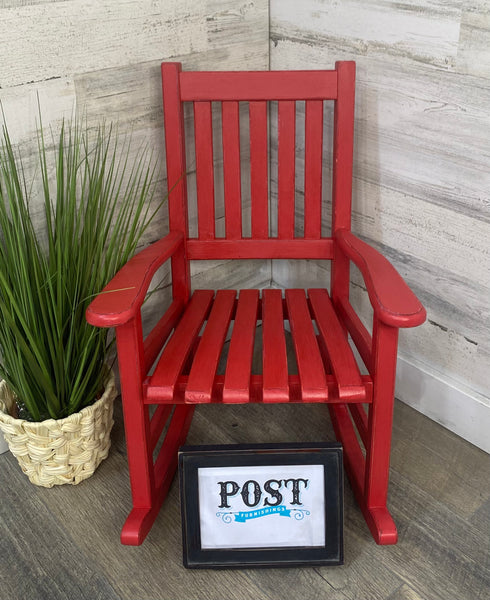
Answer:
0, 0, 270, 340
270, 0, 490, 425
1, 0, 488, 443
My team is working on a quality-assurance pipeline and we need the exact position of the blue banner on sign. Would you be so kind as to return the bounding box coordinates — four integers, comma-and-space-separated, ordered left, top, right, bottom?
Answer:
234, 505, 291, 522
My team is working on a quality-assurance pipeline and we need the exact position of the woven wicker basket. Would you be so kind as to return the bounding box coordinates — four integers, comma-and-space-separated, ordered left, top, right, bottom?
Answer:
0, 370, 117, 487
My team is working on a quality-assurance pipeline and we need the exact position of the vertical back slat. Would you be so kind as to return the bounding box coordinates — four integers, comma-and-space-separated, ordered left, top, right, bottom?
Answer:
194, 101, 215, 240
249, 101, 269, 238
221, 101, 242, 239
304, 100, 323, 239
277, 101, 296, 239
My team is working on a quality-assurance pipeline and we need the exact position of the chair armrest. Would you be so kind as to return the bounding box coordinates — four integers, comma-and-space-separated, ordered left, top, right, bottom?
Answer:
335, 229, 426, 328
86, 231, 184, 327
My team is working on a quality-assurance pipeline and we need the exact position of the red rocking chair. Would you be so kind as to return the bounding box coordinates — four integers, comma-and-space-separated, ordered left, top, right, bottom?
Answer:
87, 61, 426, 546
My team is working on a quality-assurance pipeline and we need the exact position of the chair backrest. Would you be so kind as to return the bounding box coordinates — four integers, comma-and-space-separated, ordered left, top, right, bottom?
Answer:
161, 61, 355, 262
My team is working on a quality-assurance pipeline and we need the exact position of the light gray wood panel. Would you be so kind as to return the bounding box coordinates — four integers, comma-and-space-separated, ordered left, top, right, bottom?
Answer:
1, 0, 66, 7
456, 0, 490, 79
352, 60, 490, 224
0, 0, 207, 87
270, 0, 462, 70
190, 259, 272, 291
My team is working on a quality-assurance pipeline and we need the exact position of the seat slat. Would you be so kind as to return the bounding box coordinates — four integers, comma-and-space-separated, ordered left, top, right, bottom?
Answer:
262, 289, 289, 402
147, 290, 214, 401
278, 100, 296, 239
249, 101, 269, 238
308, 288, 365, 401
304, 100, 323, 239
185, 290, 236, 403
222, 101, 242, 239
286, 289, 328, 402
223, 289, 259, 403
194, 101, 215, 240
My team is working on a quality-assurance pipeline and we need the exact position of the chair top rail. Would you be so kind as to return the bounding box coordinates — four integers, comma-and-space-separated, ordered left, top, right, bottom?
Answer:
179, 70, 338, 102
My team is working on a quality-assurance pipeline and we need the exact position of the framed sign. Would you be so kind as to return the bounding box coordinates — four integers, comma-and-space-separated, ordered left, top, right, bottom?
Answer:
178, 443, 343, 568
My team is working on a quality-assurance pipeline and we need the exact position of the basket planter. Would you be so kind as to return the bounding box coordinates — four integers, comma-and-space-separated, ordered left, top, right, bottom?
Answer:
0, 370, 117, 487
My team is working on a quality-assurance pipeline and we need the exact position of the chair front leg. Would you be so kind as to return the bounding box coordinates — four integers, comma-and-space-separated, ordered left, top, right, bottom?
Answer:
115, 314, 156, 545
364, 319, 399, 544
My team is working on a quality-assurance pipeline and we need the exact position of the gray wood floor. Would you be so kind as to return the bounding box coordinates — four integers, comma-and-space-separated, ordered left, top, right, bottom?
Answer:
1, 396, 489, 600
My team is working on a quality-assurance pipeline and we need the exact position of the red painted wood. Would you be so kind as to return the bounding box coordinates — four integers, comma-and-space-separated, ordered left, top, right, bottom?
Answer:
149, 405, 172, 453
88, 62, 428, 548
121, 404, 195, 545
262, 290, 289, 402
185, 290, 236, 402
86, 232, 183, 327
249, 101, 269, 239
285, 289, 328, 402
179, 70, 338, 102
186, 238, 333, 260
144, 374, 373, 405
304, 100, 323, 239
331, 61, 355, 235
278, 100, 296, 239
334, 295, 373, 374
365, 321, 399, 509
330, 61, 356, 306
329, 404, 365, 500
309, 288, 365, 401
154, 405, 194, 488
336, 229, 427, 328
329, 404, 397, 545
348, 403, 369, 449
221, 101, 242, 239
194, 101, 216, 240
115, 316, 154, 509
143, 299, 184, 373
161, 63, 191, 304
148, 290, 214, 401
223, 290, 259, 403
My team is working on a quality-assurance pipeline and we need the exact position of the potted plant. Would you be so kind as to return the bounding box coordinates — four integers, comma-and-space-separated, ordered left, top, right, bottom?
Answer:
0, 114, 159, 486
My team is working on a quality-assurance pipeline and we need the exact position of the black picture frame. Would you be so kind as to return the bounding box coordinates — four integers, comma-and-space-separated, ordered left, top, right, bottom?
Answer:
178, 442, 343, 569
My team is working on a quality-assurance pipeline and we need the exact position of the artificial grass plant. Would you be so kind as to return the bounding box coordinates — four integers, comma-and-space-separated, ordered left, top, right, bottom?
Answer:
0, 115, 159, 421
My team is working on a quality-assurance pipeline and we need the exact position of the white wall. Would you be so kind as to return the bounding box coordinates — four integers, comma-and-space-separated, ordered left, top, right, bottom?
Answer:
270, 0, 490, 451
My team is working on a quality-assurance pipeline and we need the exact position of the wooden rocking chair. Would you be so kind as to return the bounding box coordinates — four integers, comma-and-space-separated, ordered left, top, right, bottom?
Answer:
87, 61, 426, 546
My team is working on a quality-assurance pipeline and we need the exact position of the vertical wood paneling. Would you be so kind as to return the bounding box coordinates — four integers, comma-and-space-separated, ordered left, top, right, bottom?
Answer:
249, 101, 269, 238
193, 101, 216, 240
221, 101, 242, 239
277, 100, 296, 239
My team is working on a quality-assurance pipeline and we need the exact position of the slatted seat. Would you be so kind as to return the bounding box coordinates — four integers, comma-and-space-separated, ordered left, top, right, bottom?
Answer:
145, 289, 370, 405
87, 61, 426, 547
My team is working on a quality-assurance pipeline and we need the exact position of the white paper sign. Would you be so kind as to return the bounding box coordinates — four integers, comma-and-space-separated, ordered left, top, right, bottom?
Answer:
198, 464, 325, 549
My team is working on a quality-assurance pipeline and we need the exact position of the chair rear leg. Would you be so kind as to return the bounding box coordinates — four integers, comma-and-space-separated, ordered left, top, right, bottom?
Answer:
363, 320, 399, 544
